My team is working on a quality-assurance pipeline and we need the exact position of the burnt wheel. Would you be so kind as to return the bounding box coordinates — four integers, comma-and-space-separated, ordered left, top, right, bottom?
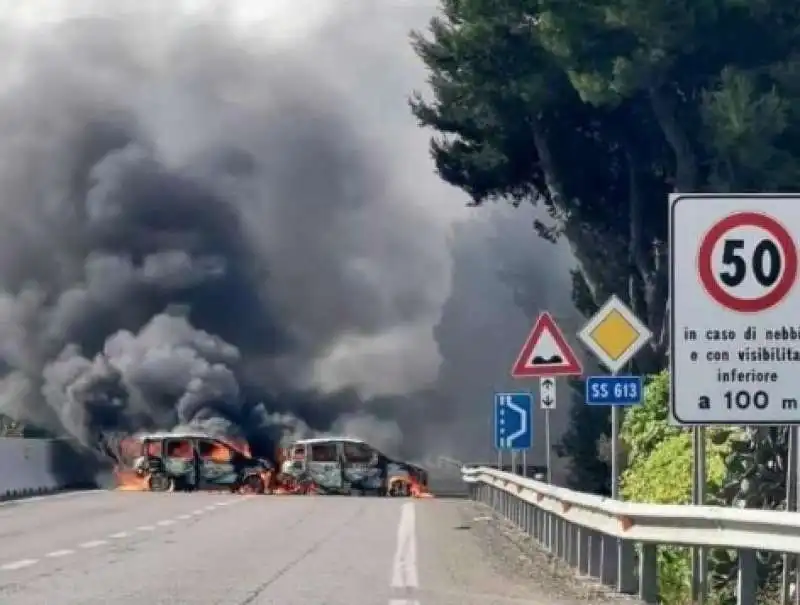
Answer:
388, 480, 410, 497
240, 474, 265, 495
147, 472, 173, 492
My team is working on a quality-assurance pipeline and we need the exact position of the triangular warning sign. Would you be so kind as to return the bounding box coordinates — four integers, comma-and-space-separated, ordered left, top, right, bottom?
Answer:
511, 312, 583, 378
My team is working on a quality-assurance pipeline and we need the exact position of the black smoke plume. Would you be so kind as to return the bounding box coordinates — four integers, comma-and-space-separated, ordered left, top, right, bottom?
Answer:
0, 2, 578, 471
0, 2, 464, 461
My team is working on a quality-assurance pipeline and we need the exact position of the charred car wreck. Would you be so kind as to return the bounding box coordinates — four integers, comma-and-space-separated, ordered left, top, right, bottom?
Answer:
114, 431, 273, 494
112, 432, 429, 497
274, 437, 431, 497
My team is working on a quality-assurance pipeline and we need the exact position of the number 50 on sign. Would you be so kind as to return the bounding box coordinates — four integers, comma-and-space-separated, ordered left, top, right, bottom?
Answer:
670, 194, 800, 426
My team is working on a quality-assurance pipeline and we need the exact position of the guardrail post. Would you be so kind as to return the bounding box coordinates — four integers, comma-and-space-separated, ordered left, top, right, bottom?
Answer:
523, 502, 530, 534
565, 520, 574, 566
601, 534, 618, 586
617, 538, 637, 593
737, 549, 757, 605
588, 531, 603, 579
639, 543, 658, 604
526, 503, 534, 536
536, 508, 545, 546
552, 515, 563, 557
576, 526, 589, 575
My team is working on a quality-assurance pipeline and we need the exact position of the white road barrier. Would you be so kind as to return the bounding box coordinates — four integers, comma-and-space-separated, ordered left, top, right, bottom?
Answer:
0, 438, 97, 500
463, 465, 800, 604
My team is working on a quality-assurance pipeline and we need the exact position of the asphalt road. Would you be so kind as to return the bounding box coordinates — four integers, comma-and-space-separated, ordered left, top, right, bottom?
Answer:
0, 490, 601, 605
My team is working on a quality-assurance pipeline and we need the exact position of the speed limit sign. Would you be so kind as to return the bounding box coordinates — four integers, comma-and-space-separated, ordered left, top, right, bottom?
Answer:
696, 211, 797, 312
670, 194, 800, 426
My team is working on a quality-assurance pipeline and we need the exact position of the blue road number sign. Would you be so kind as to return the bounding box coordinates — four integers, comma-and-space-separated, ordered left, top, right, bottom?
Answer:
493, 392, 533, 450
585, 376, 642, 406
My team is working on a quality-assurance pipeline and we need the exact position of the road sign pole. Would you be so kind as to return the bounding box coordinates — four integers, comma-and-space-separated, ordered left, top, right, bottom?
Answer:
522, 450, 527, 477
609, 365, 628, 499
795, 426, 800, 605
545, 407, 552, 484
782, 426, 797, 603
497, 449, 503, 471
691, 426, 707, 603
611, 403, 620, 498
539, 376, 557, 484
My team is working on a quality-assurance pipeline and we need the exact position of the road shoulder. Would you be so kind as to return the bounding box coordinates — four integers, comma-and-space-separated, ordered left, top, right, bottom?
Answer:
416, 498, 643, 605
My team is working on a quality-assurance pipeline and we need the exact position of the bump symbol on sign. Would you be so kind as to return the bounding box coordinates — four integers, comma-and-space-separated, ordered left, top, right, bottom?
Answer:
511, 312, 582, 378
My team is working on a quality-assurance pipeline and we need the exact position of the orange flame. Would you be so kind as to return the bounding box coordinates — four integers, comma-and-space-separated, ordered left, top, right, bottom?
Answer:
220, 438, 251, 458
410, 476, 433, 498
114, 468, 149, 491
387, 475, 433, 498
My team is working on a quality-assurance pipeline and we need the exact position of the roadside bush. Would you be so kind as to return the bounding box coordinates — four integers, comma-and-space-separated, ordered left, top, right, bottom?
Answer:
620, 371, 737, 604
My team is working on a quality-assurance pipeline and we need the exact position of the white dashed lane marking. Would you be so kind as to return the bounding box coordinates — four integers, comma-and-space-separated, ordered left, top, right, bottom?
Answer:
2, 559, 38, 570
46, 550, 74, 558
0, 496, 247, 573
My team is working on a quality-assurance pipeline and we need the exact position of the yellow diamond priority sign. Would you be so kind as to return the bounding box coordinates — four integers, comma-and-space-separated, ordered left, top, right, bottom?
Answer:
577, 295, 651, 373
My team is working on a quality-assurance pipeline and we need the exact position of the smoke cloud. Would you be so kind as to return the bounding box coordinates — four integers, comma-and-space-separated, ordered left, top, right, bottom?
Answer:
0, 0, 472, 459
0, 0, 577, 465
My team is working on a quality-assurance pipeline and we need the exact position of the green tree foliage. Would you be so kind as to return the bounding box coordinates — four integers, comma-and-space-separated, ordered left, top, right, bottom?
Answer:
620, 372, 742, 604
410, 0, 800, 367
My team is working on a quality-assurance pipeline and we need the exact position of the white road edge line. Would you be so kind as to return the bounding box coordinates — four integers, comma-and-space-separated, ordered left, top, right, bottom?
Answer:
46, 550, 75, 558
1, 559, 38, 570
0, 490, 103, 508
390, 502, 419, 588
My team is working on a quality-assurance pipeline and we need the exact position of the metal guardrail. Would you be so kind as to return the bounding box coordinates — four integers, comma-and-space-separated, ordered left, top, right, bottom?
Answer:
463, 466, 800, 604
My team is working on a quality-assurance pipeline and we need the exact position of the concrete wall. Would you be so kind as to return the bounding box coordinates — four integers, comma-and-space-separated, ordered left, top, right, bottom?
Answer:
0, 438, 99, 500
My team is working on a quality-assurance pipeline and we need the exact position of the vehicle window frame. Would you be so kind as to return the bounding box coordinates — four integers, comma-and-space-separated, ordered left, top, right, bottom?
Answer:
197, 439, 234, 463
342, 441, 374, 463
310, 442, 339, 463
164, 438, 193, 459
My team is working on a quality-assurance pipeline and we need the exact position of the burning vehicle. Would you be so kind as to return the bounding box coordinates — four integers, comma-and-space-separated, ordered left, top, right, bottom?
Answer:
113, 431, 273, 494
273, 436, 431, 497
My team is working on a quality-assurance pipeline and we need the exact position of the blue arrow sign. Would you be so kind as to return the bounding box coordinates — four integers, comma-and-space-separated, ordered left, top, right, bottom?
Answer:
494, 392, 533, 451
585, 376, 642, 406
